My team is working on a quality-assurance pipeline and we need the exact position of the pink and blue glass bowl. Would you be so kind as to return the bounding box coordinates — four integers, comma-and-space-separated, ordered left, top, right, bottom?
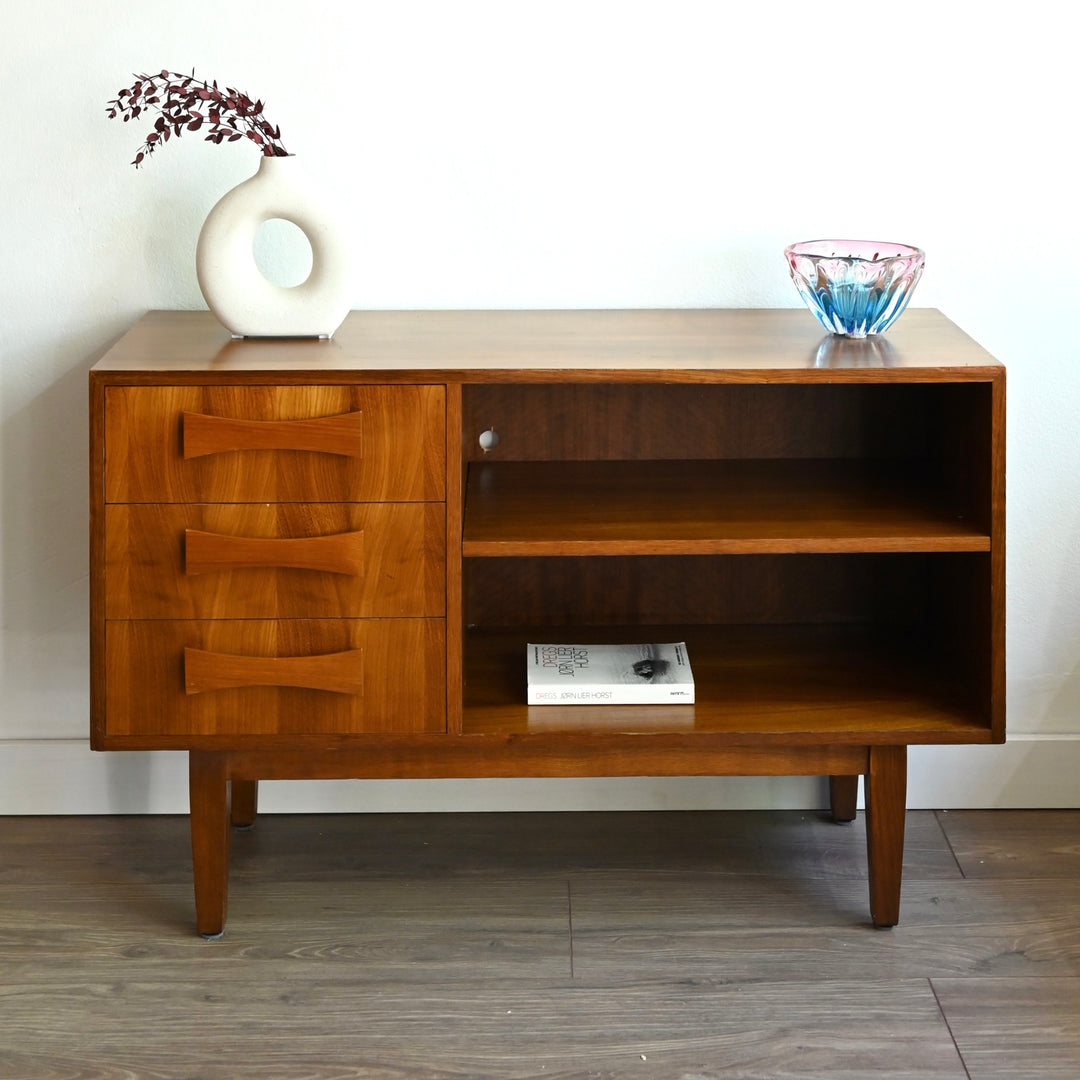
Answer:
784, 240, 924, 337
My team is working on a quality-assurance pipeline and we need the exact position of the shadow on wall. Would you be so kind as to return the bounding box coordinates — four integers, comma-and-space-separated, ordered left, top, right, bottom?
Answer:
0, 326, 123, 741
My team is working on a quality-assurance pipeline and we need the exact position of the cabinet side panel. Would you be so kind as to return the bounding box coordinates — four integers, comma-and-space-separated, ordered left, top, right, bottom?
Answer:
89, 374, 108, 749
990, 372, 1006, 741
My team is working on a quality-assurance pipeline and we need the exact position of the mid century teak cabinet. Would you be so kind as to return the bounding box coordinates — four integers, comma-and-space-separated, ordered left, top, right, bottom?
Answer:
89, 308, 1005, 936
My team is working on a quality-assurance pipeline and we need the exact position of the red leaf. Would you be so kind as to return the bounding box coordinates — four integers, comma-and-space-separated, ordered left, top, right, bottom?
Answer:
187, 118, 202, 131
228, 133, 242, 141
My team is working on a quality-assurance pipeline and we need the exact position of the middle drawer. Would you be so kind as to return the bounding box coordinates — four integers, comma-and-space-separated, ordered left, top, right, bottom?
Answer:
106, 502, 446, 619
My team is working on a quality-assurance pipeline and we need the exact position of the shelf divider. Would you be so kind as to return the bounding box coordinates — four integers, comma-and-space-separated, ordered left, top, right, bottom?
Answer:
463, 459, 989, 556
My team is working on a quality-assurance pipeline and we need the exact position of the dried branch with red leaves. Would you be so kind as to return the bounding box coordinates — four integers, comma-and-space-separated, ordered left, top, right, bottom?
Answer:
107, 69, 288, 168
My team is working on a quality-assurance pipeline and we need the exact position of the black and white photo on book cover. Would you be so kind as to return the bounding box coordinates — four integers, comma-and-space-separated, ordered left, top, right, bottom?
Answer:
526, 642, 695, 705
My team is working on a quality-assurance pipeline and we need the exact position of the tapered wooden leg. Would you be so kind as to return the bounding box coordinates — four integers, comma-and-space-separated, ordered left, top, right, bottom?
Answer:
189, 751, 230, 938
864, 745, 907, 929
230, 779, 259, 829
829, 774, 859, 823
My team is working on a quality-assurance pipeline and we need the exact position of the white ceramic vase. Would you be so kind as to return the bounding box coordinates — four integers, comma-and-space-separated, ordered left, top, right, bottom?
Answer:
196, 155, 352, 338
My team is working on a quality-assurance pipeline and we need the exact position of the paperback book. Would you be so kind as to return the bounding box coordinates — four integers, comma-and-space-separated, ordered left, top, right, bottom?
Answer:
526, 642, 695, 705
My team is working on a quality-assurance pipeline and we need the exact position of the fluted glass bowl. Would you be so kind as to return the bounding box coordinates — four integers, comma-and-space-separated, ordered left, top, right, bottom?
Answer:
784, 239, 924, 337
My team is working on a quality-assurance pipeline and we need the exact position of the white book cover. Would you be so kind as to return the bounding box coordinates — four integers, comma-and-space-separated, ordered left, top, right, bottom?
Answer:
526, 643, 695, 705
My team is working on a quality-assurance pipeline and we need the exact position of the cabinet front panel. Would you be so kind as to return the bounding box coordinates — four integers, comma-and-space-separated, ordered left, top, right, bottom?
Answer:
106, 502, 446, 619
104, 385, 445, 503
105, 619, 446, 737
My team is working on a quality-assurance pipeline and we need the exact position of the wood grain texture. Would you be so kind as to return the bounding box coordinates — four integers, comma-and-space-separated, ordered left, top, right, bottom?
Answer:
87, 309, 1007, 937
189, 751, 230, 936
0, 979, 969, 1080
933, 809, 1080, 879
462, 625, 991, 742
931, 978, 1080, 1079
90, 307, 1005, 375
88, 373, 108, 749
185, 526, 366, 576
104, 619, 445, 737
106, 502, 445, 618
989, 374, 1007, 740
865, 745, 907, 927
463, 380, 993, 465
184, 646, 365, 695
182, 408, 364, 458
463, 459, 990, 555
444, 382, 466, 735
4, 811, 1079, 1079
830, 774, 859, 822
104, 384, 445, 502
463, 552, 971, 627
214, 740, 870, 781
230, 779, 258, 829
569, 872, 1080, 982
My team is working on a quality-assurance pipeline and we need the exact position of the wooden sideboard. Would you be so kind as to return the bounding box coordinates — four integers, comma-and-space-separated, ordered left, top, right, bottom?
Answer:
89, 308, 1005, 936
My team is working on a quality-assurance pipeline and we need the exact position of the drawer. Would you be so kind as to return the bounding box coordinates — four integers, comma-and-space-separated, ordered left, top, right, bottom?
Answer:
106, 503, 445, 619
104, 385, 445, 503
105, 619, 446, 737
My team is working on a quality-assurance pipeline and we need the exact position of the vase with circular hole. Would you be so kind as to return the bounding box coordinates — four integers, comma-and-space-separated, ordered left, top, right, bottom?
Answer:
196, 155, 352, 338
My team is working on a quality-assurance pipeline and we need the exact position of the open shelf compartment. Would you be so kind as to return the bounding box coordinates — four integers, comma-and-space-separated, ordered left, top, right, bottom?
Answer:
461, 553, 996, 742
463, 623, 991, 741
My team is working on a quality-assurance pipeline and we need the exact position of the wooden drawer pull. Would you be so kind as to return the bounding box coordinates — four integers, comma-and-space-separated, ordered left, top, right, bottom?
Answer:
182, 410, 363, 459
185, 529, 365, 576
184, 647, 364, 695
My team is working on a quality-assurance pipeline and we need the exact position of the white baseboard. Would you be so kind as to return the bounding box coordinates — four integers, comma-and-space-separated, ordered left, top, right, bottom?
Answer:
2, 737, 1078, 814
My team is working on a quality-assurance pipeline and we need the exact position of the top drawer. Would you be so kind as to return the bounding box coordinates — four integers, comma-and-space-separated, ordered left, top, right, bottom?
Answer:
104, 385, 445, 503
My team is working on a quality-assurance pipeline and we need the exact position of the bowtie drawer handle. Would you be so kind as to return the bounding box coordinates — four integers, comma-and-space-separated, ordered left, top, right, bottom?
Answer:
184, 647, 364, 695
184, 528, 365, 576
182, 410, 363, 458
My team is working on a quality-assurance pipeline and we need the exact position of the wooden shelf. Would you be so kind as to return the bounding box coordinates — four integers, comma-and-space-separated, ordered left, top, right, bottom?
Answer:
463, 460, 989, 556
462, 624, 990, 743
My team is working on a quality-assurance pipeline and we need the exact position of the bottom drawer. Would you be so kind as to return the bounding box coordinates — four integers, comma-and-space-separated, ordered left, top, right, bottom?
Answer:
105, 619, 445, 738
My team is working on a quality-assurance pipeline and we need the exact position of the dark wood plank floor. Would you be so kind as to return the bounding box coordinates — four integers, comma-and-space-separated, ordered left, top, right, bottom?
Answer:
2, 809, 1078, 1078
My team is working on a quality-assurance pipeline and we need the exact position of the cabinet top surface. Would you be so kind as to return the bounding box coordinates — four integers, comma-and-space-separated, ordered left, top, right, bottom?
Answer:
92, 308, 1003, 381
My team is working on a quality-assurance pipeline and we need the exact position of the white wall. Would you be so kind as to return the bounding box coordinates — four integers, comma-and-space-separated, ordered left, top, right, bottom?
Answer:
2, 1, 1077, 812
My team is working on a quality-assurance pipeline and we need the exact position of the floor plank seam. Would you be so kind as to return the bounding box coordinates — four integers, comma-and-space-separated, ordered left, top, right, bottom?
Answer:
929, 977, 974, 1080
566, 879, 575, 980
935, 809, 968, 879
